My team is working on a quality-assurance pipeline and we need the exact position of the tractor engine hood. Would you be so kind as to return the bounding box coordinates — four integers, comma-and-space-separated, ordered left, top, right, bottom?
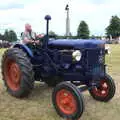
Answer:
48, 39, 105, 49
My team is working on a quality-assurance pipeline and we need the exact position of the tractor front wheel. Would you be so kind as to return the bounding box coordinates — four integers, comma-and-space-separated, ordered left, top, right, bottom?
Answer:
52, 82, 84, 120
2, 48, 34, 98
89, 74, 116, 102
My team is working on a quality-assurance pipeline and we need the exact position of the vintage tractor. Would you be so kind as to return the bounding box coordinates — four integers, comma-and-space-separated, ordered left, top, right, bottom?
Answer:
1, 15, 116, 120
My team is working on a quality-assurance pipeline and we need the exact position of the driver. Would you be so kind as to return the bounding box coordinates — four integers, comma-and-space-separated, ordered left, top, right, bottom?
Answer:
21, 23, 42, 45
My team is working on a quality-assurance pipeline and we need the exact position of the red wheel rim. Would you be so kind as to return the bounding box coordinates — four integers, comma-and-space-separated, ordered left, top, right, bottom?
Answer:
4, 59, 21, 91
92, 80, 109, 97
56, 89, 77, 115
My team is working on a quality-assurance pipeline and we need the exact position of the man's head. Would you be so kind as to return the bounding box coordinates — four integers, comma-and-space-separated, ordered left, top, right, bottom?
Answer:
25, 23, 32, 32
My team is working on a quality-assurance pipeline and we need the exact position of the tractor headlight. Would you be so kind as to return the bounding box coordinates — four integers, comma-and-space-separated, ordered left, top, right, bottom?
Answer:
72, 50, 82, 61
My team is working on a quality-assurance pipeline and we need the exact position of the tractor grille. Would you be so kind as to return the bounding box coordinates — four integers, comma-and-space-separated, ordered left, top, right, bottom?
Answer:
86, 49, 104, 65
60, 50, 73, 63
86, 49, 105, 74
87, 64, 105, 75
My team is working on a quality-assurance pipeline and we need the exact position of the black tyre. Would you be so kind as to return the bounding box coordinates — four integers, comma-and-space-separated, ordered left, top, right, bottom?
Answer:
89, 74, 116, 102
2, 48, 34, 98
44, 76, 63, 87
52, 82, 84, 120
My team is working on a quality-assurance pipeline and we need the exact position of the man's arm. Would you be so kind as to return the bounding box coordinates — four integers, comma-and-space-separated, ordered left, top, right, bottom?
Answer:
23, 37, 34, 44
21, 33, 33, 44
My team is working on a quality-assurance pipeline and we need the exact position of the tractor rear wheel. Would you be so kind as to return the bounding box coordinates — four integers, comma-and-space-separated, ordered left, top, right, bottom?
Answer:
2, 48, 34, 98
52, 82, 84, 120
89, 74, 116, 102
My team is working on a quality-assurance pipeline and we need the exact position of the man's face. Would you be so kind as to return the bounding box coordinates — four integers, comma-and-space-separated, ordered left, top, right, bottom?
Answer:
25, 24, 32, 32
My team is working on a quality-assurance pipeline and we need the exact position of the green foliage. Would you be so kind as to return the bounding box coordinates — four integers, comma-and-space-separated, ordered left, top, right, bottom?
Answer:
0, 34, 4, 40
49, 31, 57, 38
90, 35, 102, 39
77, 21, 90, 39
106, 16, 120, 38
4, 30, 9, 41
4, 29, 17, 42
8, 30, 17, 42
56, 36, 66, 39
56, 35, 78, 39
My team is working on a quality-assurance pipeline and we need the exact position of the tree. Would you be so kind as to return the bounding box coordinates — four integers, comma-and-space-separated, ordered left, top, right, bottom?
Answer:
4, 30, 9, 41
77, 21, 90, 39
4, 29, 17, 42
49, 31, 57, 38
8, 30, 17, 42
0, 34, 4, 40
106, 16, 120, 39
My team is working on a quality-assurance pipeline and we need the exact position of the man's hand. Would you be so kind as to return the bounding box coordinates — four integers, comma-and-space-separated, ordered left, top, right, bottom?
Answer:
35, 40, 40, 44
29, 40, 35, 43
31, 40, 40, 45
23, 38, 40, 45
36, 34, 44, 38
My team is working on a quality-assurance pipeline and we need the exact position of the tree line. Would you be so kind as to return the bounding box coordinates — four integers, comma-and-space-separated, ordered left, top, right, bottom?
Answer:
0, 15, 119, 42
0, 30, 17, 42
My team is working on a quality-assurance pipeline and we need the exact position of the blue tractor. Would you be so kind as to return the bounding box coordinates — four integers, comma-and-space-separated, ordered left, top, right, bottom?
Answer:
2, 15, 116, 120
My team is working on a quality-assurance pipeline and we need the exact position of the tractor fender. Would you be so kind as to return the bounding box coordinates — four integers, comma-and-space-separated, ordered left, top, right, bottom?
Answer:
13, 44, 33, 58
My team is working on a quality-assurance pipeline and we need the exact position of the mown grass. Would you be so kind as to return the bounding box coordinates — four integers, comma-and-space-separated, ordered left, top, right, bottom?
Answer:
0, 48, 6, 55
106, 44, 120, 75
0, 45, 120, 120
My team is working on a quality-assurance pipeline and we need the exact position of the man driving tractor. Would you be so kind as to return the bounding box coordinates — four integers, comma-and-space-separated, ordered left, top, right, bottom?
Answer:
21, 23, 44, 45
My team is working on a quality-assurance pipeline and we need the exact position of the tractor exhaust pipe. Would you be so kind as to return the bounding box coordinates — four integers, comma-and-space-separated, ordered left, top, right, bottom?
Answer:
44, 15, 51, 48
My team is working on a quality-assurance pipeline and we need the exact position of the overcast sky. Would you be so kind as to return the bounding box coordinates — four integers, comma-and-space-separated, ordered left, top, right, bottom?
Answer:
0, 0, 119, 37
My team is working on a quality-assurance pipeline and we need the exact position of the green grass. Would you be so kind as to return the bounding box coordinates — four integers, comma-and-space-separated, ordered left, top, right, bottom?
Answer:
0, 48, 7, 55
106, 45, 120, 75
0, 45, 120, 120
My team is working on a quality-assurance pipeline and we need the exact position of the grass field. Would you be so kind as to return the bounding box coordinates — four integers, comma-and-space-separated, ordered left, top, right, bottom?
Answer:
0, 45, 120, 120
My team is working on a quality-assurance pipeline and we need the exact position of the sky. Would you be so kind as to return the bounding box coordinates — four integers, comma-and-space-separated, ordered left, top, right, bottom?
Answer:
0, 0, 119, 37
